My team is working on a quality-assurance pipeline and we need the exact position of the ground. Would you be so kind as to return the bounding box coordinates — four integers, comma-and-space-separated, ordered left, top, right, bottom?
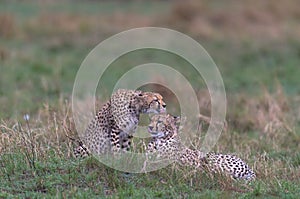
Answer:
0, 0, 300, 198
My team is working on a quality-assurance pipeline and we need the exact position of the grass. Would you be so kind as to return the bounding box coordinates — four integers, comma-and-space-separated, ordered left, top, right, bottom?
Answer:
1, 0, 300, 198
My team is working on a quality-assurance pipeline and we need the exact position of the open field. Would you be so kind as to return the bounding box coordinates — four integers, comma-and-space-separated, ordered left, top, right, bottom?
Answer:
1, 0, 300, 198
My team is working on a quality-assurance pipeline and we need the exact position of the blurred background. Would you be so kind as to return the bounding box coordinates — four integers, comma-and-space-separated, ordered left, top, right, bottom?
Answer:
1, 0, 300, 129
1, 1, 300, 197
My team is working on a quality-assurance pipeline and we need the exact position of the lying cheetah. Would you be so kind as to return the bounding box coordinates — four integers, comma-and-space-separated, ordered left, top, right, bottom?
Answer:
74, 89, 166, 157
147, 114, 256, 181
147, 114, 205, 168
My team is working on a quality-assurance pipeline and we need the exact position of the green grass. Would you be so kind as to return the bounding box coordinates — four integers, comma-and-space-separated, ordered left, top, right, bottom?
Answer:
1, 0, 300, 118
0, 151, 299, 198
1, 0, 300, 198
0, 0, 169, 18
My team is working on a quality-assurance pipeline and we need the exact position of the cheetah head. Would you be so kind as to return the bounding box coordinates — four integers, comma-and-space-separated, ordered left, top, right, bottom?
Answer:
138, 92, 166, 114
148, 114, 181, 139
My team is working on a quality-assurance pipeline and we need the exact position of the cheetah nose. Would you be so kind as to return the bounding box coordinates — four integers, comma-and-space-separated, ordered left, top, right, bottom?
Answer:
148, 126, 154, 131
162, 104, 166, 108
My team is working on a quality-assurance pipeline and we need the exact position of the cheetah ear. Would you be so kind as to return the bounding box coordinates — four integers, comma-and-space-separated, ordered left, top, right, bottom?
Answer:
173, 115, 185, 121
173, 116, 181, 124
136, 91, 145, 105
176, 114, 187, 131
135, 90, 143, 97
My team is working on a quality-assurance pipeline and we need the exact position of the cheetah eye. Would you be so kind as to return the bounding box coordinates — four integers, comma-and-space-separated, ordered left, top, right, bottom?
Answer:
152, 100, 159, 104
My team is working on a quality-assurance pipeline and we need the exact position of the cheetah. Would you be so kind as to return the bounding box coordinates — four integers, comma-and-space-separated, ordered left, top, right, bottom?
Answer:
146, 114, 205, 168
74, 89, 166, 157
147, 114, 256, 181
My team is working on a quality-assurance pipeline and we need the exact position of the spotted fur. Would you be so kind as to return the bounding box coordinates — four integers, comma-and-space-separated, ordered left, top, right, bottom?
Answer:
147, 114, 256, 181
74, 89, 166, 157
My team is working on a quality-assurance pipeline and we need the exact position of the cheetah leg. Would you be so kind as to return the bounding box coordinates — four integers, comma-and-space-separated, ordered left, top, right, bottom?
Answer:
110, 130, 133, 153
110, 130, 121, 153
110, 116, 138, 153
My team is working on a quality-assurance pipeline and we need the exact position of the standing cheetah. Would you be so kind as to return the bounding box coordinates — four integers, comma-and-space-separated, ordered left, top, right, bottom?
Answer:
147, 114, 256, 181
74, 89, 166, 157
